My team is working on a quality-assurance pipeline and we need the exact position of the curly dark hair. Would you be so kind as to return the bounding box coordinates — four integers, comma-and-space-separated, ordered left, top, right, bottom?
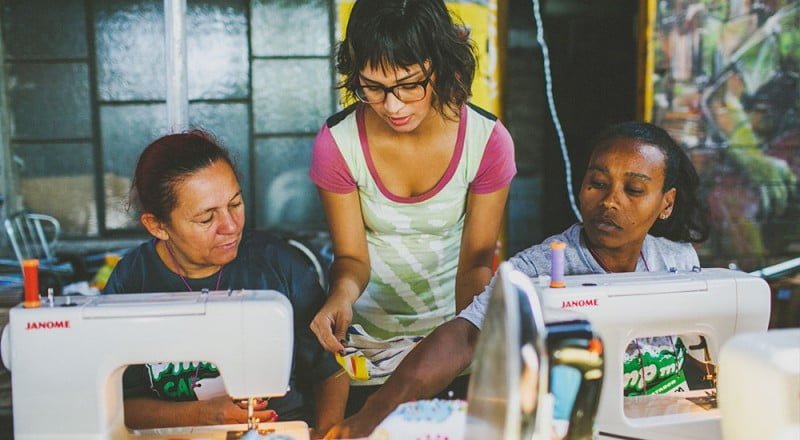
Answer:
130, 130, 237, 222
590, 121, 709, 243
335, 0, 477, 116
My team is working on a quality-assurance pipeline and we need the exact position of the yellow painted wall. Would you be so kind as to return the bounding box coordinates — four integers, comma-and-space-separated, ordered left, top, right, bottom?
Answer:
636, 0, 656, 121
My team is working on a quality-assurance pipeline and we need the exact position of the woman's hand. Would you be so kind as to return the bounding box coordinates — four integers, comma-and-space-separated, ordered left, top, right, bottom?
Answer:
312, 189, 371, 353
124, 396, 277, 429
310, 290, 356, 353
204, 396, 278, 425
322, 409, 384, 439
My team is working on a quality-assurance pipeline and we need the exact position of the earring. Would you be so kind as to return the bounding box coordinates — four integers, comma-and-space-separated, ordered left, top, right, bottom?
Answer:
660, 214, 669, 220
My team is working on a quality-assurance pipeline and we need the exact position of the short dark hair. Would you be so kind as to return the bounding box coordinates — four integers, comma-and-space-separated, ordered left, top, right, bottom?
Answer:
335, 0, 477, 115
590, 121, 709, 243
130, 130, 236, 222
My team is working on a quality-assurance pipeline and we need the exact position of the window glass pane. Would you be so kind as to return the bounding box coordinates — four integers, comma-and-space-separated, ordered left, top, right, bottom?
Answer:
251, 0, 330, 56
2, 0, 88, 59
13, 143, 93, 179
253, 59, 332, 134
188, 0, 249, 99
100, 104, 169, 230
100, 104, 168, 175
254, 136, 324, 230
7, 63, 92, 140
94, 0, 166, 101
189, 102, 251, 210
12, 142, 97, 235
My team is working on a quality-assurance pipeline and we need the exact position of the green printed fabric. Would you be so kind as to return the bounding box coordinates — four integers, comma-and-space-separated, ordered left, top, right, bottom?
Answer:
623, 337, 689, 396
146, 361, 219, 401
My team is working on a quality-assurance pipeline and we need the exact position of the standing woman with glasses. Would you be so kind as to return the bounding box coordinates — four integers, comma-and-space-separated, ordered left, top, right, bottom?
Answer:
308, 0, 516, 414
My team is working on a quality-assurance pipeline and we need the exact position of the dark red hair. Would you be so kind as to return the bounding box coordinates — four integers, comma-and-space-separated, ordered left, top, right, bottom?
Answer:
130, 130, 236, 222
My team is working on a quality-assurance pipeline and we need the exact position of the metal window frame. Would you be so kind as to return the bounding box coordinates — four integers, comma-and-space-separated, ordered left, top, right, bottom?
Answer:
0, 0, 338, 236
165, 0, 188, 130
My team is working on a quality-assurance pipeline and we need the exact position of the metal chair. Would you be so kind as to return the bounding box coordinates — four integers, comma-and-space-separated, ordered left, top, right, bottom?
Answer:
3, 211, 79, 292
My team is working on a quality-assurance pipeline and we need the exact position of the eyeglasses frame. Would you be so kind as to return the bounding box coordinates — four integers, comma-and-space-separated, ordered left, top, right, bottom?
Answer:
353, 76, 432, 104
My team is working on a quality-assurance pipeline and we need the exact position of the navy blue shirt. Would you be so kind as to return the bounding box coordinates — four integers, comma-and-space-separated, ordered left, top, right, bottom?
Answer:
104, 230, 340, 423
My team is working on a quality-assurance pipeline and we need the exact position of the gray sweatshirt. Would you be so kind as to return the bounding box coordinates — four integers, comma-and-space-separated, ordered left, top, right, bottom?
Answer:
458, 223, 700, 328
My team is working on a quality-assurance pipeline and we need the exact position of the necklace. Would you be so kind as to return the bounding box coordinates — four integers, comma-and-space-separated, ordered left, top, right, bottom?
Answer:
163, 240, 224, 292
587, 245, 650, 273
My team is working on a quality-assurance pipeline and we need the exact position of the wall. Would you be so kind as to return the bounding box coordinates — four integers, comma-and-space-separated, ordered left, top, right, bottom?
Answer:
651, 1, 800, 271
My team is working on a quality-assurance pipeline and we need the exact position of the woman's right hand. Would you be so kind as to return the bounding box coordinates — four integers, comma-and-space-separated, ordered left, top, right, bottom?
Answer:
313, 188, 370, 354
204, 396, 278, 425
323, 411, 382, 439
310, 291, 355, 353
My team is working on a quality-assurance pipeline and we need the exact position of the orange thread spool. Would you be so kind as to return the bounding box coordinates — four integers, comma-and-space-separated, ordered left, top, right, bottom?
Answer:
23, 259, 41, 308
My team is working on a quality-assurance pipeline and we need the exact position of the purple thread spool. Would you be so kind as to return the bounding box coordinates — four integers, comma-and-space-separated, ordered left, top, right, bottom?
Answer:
550, 241, 566, 288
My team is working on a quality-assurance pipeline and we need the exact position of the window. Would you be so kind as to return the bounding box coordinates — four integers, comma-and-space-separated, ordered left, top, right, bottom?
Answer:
2, 0, 337, 236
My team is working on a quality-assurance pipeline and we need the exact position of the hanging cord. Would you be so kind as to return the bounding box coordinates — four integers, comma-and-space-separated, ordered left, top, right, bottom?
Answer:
531, 0, 582, 222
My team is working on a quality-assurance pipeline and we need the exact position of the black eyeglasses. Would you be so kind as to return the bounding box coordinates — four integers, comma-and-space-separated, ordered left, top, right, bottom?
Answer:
353, 77, 431, 104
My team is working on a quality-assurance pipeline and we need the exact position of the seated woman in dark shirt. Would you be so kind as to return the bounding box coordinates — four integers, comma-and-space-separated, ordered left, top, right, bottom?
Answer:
104, 130, 348, 435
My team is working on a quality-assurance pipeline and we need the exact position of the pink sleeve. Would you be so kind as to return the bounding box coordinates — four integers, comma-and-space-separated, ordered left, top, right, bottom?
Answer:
309, 123, 357, 194
470, 121, 516, 194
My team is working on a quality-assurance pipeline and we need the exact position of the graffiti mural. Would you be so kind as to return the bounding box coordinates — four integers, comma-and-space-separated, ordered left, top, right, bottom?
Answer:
652, 0, 800, 270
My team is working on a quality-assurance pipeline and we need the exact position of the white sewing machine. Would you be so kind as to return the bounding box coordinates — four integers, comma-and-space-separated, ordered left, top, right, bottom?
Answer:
535, 267, 771, 440
1, 289, 310, 440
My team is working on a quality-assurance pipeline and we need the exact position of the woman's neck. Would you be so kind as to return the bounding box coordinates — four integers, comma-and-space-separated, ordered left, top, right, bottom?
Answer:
583, 234, 643, 273
157, 240, 220, 279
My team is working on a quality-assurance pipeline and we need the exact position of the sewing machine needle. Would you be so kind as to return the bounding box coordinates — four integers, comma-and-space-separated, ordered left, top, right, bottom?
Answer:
247, 397, 259, 430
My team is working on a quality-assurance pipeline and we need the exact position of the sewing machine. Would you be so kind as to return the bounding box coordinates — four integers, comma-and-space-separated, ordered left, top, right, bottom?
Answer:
1, 289, 309, 440
718, 328, 800, 440
466, 263, 604, 440
367, 266, 770, 440
535, 268, 771, 440
369, 263, 604, 440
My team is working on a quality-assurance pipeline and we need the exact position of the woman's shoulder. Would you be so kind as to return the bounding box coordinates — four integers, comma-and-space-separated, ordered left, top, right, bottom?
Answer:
646, 234, 697, 256
466, 102, 499, 122
464, 102, 510, 138
103, 240, 157, 294
324, 103, 359, 129
114, 240, 156, 268
644, 235, 700, 269
508, 224, 590, 277
238, 231, 317, 271
239, 230, 297, 257
320, 103, 361, 148
236, 231, 326, 308
508, 230, 571, 277
548, 224, 581, 245
463, 102, 506, 140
